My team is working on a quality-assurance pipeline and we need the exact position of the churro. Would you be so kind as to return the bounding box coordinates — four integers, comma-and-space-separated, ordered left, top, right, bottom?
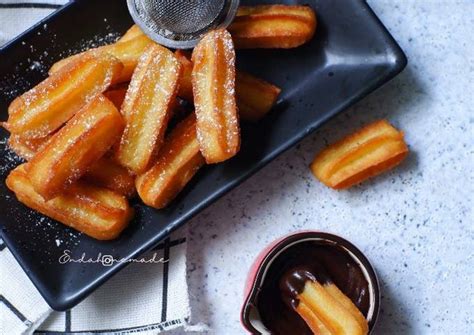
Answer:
115, 44, 181, 174
6, 165, 133, 240
49, 34, 153, 84
235, 71, 281, 121
192, 29, 240, 163
5, 53, 122, 139
228, 5, 317, 49
7, 133, 135, 198
311, 120, 409, 189
280, 266, 368, 335
136, 114, 205, 209
175, 50, 280, 121
27, 95, 125, 200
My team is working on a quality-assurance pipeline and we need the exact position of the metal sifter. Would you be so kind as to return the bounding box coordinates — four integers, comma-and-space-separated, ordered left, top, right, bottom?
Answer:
127, 0, 240, 49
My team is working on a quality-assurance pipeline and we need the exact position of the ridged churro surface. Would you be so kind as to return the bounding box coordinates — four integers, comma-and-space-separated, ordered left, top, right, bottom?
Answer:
6, 165, 133, 240
229, 5, 317, 49
27, 95, 125, 200
116, 44, 181, 174
136, 115, 205, 209
6, 53, 122, 138
192, 29, 240, 163
311, 120, 409, 189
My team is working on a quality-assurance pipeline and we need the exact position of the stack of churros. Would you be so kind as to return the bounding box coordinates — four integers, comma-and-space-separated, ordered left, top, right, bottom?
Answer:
3, 4, 317, 239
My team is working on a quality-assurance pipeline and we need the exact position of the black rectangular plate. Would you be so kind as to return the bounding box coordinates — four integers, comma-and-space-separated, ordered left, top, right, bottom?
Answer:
0, 0, 406, 311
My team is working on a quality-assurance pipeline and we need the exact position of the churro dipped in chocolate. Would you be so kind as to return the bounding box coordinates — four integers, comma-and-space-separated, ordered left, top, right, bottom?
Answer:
6, 165, 133, 240
228, 5, 317, 49
26, 95, 124, 200
49, 34, 153, 84
136, 114, 205, 209
5, 53, 122, 139
192, 29, 240, 163
115, 44, 181, 174
280, 264, 368, 335
311, 120, 409, 189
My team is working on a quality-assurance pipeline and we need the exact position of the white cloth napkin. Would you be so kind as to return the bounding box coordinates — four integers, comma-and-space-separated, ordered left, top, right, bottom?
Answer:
1, 235, 191, 335
0, 1, 201, 334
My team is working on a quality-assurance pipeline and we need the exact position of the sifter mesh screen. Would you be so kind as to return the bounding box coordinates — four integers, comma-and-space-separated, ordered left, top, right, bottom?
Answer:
127, 0, 239, 48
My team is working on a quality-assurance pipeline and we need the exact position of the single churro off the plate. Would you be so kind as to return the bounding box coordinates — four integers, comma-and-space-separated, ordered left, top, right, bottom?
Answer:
228, 5, 317, 49
26, 95, 125, 200
136, 114, 205, 209
192, 29, 240, 163
7, 165, 133, 240
4, 53, 122, 139
311, 120, 409, 189
115, 44, 182, 174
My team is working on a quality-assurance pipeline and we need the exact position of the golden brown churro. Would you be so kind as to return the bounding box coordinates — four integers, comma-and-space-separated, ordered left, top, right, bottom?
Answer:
5, 53, 122, 139
192, 29, 240, 163
115, 44, 182, 174
280, 266, 369, 335
311, 120, 409, 189
228, 5, 317, 49
175, 50, 280, 121
49, 34, 153, 84
26, 95, 125, 200
235, 71, 281, 121
136, 115, 205, 209
6, 165, 133, 240
7, 133, 135, 198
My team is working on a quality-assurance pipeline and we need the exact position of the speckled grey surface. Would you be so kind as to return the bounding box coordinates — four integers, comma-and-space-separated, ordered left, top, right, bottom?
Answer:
169, 0, 474, 334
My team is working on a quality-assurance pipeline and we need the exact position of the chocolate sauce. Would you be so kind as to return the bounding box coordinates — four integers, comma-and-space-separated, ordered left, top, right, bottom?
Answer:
256, 241, 370, 334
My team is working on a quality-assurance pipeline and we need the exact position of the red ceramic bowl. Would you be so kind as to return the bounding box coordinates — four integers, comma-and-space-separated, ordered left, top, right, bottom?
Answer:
241, 231, 380, 334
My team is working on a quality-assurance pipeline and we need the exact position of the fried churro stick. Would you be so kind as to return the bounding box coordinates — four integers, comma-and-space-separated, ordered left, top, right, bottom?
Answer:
26, 95, 125, 200
228, 5, 317, 49
235, 71, 281, 121
115, 44, 181, 174
49, 34, 153, 84
192, 29, 240, 163
175, 50, 280, 121
118, 24, 145, 42
6, 165, 133, 240
8, 133, 135, 198
136, 115, 205, 209
5, 54, 122, 139
280, 266, 368, 335
310, 120, 409, 189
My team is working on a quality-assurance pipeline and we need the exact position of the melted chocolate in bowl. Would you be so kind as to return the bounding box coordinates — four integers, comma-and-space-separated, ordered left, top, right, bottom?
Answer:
256, 240, 372, 334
